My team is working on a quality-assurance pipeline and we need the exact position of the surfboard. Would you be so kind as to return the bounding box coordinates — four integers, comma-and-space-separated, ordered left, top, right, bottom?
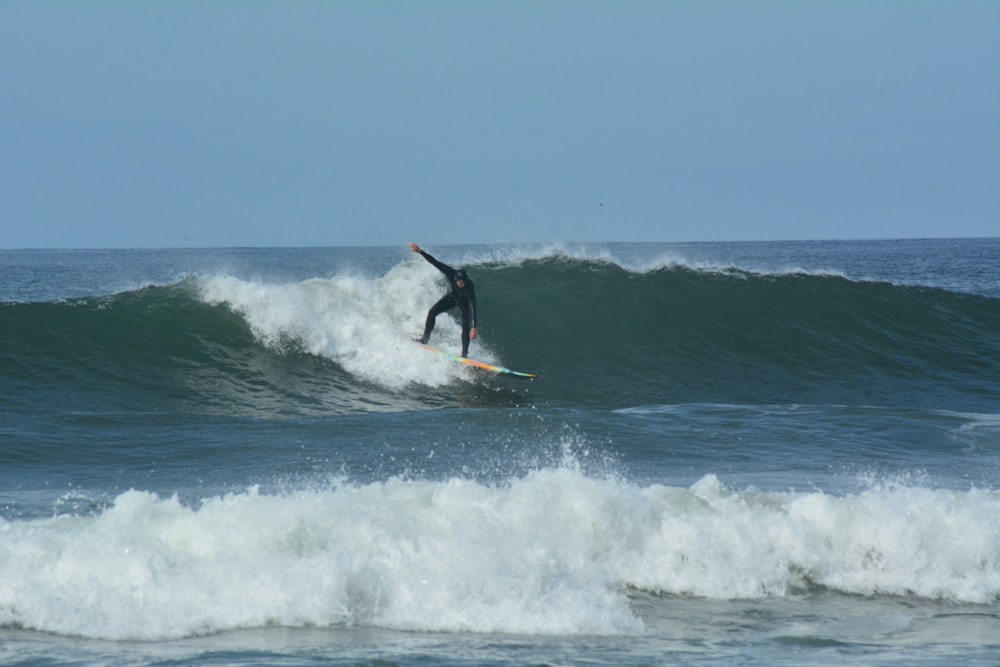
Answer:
422, 345, 537, 379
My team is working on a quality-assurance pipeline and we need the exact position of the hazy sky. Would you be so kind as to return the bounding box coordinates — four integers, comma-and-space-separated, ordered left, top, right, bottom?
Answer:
2, 2, 997, 248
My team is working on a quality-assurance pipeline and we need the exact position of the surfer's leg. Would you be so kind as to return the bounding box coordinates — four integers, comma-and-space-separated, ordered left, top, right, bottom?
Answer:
421, 295, 454, 343
460, 310, 472, 357
460, 328, 470, 357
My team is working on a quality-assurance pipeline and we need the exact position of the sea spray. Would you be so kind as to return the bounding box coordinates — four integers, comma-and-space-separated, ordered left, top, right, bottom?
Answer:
196, 262, 504, 389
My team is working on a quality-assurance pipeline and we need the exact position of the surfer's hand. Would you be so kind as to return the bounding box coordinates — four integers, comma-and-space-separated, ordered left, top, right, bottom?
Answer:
470, 327, 478, 340
409, 243, 421, 253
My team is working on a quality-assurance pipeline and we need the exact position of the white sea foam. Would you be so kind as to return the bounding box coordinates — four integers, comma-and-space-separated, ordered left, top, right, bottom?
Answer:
1, 470, 998, 641
196, 259, 503, 388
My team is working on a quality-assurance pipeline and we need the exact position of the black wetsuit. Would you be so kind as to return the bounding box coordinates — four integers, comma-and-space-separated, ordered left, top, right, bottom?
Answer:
416, 249, 478, 356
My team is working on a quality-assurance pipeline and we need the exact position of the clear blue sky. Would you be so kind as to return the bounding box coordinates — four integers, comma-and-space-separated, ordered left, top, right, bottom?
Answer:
2, 2, 997, 248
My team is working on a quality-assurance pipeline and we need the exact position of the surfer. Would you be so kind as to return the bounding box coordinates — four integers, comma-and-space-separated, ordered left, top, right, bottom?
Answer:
409, 242, 478, 357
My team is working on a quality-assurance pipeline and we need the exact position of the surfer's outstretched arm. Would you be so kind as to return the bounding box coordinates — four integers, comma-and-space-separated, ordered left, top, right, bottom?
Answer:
409, 242, 455, 279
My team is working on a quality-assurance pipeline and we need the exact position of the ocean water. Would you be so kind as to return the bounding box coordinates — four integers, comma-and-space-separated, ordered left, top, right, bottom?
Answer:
1, 238, 998, 666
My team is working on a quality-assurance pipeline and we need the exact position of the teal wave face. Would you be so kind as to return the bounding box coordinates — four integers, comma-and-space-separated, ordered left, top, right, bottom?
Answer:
2, 260, 998, 417
479, 258, 1000, 412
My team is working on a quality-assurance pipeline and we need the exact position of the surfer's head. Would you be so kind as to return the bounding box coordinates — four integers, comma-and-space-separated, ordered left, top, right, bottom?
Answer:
455, 269, 469, 286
